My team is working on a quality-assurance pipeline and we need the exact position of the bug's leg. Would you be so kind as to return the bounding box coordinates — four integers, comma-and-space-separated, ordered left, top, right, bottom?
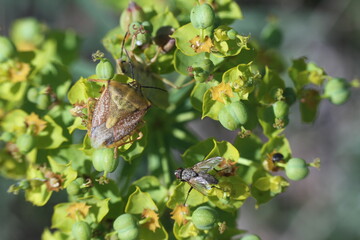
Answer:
113, 147, 118, 159
210, 185, 221, 190
111, 130, 144, 150
184, 186, 193, 205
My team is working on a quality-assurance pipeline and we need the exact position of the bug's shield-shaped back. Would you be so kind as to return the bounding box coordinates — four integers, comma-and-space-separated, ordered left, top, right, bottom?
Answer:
90, 81, 151, 148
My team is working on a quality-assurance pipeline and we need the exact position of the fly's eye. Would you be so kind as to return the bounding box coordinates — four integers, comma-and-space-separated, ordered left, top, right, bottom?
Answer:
174, 169, 182, 179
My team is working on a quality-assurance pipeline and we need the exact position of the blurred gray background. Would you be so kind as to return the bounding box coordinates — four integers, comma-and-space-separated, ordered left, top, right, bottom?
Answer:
0, 0, 359, 239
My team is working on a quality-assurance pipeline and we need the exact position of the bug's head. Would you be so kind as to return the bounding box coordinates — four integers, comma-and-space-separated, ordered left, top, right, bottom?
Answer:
174, 168, 183, 180
272, 153, 284, 162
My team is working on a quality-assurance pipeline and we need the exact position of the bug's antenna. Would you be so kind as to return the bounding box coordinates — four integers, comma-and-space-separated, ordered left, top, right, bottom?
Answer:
141, 86, 167, 92
120, 31, 136, 81
120, 31, 129, 60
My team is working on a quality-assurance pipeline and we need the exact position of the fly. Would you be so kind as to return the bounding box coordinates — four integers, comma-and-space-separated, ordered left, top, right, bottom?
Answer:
174, 156, 223, 204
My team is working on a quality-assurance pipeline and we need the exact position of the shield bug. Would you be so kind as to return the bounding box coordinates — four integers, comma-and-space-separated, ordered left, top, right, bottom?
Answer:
174, 156, 224, 204
88, 79, 151, 151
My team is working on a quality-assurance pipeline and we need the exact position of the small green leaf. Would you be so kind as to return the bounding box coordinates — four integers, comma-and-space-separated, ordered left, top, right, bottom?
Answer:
256, 67, 285, 104
1, 109, 28, 135
51, 203, 75, 232
67, 77, 101, 105
216, 0, 243, 24
299, 88, 321, 123
171, 23, 200, 56
257, 106, 284, 138
25, 165, 52, 206
167, 182, 207, 208
190, 82, 212, 112
132, 176, 167, 206
48, 156, 77, 188
213, 26, 249, 57
118, 125, 148, 162
150, 9, 179, 35
68, 117, 87, 134
181, 138, 216, 167
202, 88, 224, 120
208, 176, 250, 212
36, 115, 67, 149
222, 63, 259, 100
139, 223, 168, 240
125, 186, 158, 214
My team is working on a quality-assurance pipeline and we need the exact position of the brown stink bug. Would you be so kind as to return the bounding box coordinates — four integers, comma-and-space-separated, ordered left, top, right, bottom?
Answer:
88, 79, 151, 151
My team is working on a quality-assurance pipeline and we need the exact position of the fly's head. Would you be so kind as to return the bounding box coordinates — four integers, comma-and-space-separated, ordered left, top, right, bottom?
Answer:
174, 168, 184, 181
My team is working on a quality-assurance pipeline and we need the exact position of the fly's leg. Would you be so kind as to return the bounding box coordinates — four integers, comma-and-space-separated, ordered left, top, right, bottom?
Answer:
184, 186, 193, 205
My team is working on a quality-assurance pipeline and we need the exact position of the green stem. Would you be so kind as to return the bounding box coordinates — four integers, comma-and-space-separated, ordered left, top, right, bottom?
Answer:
157, 133, 171, 185
237, 157, 262, 168
199, 28, 205, 41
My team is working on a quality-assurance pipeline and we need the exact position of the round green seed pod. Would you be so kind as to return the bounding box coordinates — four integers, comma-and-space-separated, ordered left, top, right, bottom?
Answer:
114, 214, 139, 240
192, 206, 218, 230
0, 36, 16, 62
240, 234, 261, 240
190, 3, 215, 29
71, 221, 91, 240
285, 158, 309, 181
27, 87, 39, 103
36, 94, 50, 110
92, 148, 114, 172
103, 150, 118, 173
96, 59, 114, 80
67, 181, 81, 196
16, 134, 35, 154
67, 177, 85, 196
218, 101, 248, 131
273, 100, 289, 119
324, 78, 350, 105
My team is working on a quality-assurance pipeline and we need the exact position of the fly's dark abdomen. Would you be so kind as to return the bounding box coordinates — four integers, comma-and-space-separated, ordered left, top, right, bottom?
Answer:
198, 172, 218, 185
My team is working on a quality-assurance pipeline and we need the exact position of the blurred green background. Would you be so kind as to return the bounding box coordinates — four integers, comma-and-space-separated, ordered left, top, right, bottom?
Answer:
1, 0, 359, 239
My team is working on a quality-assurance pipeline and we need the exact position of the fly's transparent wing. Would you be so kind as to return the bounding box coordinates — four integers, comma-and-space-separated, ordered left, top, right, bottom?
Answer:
188, 176, 212, 196
192, 156, 223, 173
